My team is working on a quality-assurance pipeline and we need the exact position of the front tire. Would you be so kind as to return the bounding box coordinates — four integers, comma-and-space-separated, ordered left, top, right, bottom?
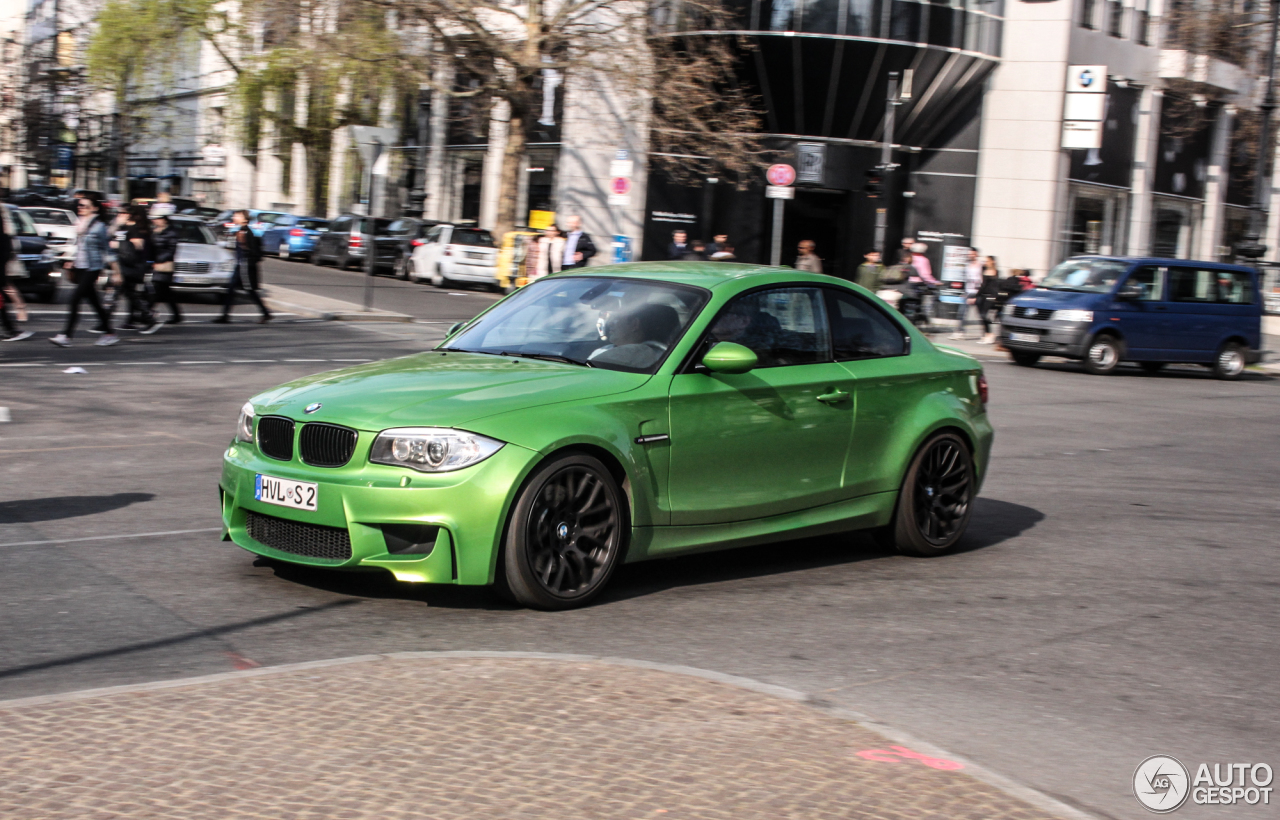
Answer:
889, 432, 975, 557
1139, 361, 1165, 375
1083, 335, 1122, 375
1212, 342, 1247, 380
500, 454, 627, 610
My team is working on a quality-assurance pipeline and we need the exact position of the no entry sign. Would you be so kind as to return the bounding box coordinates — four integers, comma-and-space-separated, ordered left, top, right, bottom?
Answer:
766, 164, 796, 186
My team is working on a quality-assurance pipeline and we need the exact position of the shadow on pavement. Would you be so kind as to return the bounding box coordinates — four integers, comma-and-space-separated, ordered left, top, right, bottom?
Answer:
0, 492, 155, 524
261, 496, 1044, 611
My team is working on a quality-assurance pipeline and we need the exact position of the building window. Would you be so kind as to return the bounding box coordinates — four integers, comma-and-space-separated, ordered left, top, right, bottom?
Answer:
1080, 0, 1097, 29
1134, 8, 1150, 44
1108, 0, 1124, 36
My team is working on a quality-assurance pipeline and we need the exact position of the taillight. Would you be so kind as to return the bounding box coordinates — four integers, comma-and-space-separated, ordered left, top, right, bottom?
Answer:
443, 246, 452, 256
977, 373, 989, 406
349, 234, 363, 248
411, 239, 425, 247
290, 228, 304, 237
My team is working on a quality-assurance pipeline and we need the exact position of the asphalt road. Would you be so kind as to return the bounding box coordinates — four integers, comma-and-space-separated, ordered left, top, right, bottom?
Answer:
1, 305, 1278, 820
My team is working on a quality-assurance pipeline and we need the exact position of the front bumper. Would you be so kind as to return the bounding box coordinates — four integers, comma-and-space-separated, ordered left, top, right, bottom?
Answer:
220, 438, 537, 585
1000, 319, 1089, 358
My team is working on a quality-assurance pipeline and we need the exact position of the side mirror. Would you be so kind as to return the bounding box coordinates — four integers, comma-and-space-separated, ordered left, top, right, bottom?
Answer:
446, 321, 465, 336
701, 341, 757, 374
1116, 282, 1143, 300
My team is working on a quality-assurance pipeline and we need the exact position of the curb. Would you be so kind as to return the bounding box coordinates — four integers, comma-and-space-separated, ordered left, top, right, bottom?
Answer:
259, 295, 414, 323
0, 650, 1099, 820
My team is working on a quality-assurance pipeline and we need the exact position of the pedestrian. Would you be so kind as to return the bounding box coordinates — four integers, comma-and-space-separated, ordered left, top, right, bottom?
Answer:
709, 240, 736, 262
531, 224, 565, 282
149, 209, 182, 324
213, 209, 272, 324
877, 249, 916, 311
667, 229, 689, 260
707, 233, 729, 257
113, 204, 158, 333
951, 248, 985, 340
855, 250, 883, 291
1, 207, 33, 341
794, 240, 823, 273
910, 242, 938, 284
49, 194, 118, 347
560, 215, 596, 269
681, 239, 708, 261
976, 255, 1001, 344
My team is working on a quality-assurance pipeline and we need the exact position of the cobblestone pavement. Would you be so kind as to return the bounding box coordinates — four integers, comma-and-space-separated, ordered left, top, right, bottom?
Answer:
0, 656, 1059, 820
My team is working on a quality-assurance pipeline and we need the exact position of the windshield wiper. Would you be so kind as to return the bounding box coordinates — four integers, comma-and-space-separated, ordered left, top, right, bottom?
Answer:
499, 351, 593, 367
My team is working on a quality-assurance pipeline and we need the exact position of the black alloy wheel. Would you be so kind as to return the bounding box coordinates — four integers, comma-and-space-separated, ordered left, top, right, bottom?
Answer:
890, 432, 975, 557
501, 454, 627, 609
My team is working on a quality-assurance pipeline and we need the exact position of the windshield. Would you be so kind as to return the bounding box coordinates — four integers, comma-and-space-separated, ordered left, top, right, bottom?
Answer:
1041, 259, 1129, 293
171, 221, 215, 244
444, 276, 709, 374
451, 229, 495, 247
27, 209, 73, 225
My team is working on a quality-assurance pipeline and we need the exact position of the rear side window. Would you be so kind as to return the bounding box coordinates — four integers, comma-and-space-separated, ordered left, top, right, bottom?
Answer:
386, 219, 415, 235
1170, 268, 1254, 304
1126, 266, 1165, 301
825, 289, 906, 359
451, 229, 495, 247
330, 218, 351, 233
425, 226, 444, 243
297, 219, 328, 231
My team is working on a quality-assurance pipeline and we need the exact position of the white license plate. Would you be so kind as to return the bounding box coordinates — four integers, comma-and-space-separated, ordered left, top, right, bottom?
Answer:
1009, 332, 1040, 344
255, 474, 318, 511
174, 274, 213, 284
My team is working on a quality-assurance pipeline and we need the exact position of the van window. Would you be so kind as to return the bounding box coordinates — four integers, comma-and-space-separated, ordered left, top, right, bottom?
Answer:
1126, 266, 1165, 301
1169, 268, 1252, 303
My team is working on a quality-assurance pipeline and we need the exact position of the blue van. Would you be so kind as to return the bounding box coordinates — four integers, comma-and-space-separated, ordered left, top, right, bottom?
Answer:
1001, 257, 1264, 379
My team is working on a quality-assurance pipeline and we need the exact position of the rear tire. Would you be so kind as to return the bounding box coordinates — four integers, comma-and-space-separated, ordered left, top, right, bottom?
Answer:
1010, 350, 1041, 367
434, 266, 449, 288
1083, 335, 1122, 375
1139, 361, 1165, 375
500, 454, 627, 610
888, 432, 975, 557
1212, 342, 1247, 380
278, 243, 289, 259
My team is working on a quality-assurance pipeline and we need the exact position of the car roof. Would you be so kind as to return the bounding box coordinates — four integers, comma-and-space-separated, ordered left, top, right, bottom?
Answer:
1067, 255, 1256, 272
556, 261, 847, 290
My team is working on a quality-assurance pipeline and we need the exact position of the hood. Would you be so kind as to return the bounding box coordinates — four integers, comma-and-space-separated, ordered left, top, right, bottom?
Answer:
176, 243, 232, 263
252, 351, 650, 431
1009, 288, 1108, 310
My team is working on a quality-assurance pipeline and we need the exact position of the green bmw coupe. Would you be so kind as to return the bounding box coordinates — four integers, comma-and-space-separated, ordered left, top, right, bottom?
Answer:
220, 262, 992, 608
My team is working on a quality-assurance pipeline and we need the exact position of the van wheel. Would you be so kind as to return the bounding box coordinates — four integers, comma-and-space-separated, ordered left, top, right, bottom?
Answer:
1212, 342, 1247, 380
883, 432, 975, 557
499, 454, 628, 609
1010, 350, 1040, 367
1139, 362, 1165, 375
1084, 335, 1122, 375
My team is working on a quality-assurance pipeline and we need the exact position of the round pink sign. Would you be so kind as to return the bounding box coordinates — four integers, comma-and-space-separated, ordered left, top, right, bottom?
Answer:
611, 177, 631, 195
766, 164, 796, 186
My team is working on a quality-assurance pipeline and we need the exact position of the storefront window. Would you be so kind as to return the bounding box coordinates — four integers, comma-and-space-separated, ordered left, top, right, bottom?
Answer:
1150, 197, 1200, 259
889, 0, 923, 41
848, 0, 882, 35
1065, 185, 1127, 258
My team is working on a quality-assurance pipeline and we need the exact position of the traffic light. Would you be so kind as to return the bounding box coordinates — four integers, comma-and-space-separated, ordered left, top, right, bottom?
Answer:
864, 168, 883, 198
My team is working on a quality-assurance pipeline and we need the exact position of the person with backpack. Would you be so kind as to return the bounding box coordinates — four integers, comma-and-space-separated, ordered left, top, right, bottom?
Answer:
114, 204, 159, 333
50, 195, 118, 347
213, 209, 272, 324
149, 210, 182, 324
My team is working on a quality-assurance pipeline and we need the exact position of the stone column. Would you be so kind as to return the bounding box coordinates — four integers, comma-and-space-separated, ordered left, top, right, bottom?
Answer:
479, 100, 509, 230
1197, 105, 1232, 260
1126, 87, 1160, 255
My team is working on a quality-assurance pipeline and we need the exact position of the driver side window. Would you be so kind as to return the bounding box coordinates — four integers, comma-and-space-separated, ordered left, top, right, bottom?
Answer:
1126, 266, 1165, 301
705, 287, 831, 367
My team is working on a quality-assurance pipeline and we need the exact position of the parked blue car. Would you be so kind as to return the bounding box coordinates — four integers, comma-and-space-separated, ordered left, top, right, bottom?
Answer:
261, 215, 330, 260
1001, 257, 1264, 380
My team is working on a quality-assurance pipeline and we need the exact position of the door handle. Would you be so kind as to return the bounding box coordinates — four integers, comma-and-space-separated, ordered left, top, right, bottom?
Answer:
816, 388, 850, 404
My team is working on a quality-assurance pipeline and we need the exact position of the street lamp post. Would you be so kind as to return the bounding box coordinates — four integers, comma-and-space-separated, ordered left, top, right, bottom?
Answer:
1237, 0, 1280, 261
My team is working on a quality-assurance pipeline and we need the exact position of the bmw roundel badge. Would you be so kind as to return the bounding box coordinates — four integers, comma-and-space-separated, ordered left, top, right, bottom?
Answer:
305, 403, 323, 414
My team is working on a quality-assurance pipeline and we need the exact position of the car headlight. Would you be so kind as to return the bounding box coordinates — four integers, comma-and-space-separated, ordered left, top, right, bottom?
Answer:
236, 402, 255, 442
1053, 309, 1093, 323
1002, 304, 1014, 316
370, 427, 504, 472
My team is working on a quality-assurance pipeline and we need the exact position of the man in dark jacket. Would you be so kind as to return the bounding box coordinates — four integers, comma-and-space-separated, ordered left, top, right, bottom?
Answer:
149, 212, 182, 324
214, 210, 272, 324
0, 209, 31, 341
560, 215, 596, 269
666, 230, 689, 260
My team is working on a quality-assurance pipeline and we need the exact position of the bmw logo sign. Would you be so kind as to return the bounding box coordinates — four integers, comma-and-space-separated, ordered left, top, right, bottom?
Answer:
1079, 69, 1094, 87
304, 403, 323, 414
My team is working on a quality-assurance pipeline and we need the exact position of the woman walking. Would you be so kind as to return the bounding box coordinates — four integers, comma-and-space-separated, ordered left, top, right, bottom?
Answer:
114, 204, 158, 333
529, 224, 565, 283
214, 210, 271, 324
149, 210, 182, 324
976, 255, 1001, 344
50, 195, 118, 347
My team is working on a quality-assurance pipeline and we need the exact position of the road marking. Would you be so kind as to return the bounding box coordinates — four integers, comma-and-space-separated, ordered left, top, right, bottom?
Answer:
0, 363, 46, 367
330, 358, 372, 362
229, 359, 278, 363
0, 526, 222, 548
177, 361, 225, 364
284, 358, 326, 362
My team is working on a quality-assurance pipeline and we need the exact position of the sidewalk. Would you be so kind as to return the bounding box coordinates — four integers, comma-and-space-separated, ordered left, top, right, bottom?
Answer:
260, 284, 414, 323
0, 654, 1070, 820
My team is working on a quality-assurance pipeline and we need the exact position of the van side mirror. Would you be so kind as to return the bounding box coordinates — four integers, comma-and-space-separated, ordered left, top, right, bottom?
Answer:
1116, 282, 1143, 300
700, 341, 757, 374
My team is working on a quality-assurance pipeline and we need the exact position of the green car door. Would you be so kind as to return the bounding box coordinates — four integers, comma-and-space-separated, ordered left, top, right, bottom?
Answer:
667, 286, 856, 525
